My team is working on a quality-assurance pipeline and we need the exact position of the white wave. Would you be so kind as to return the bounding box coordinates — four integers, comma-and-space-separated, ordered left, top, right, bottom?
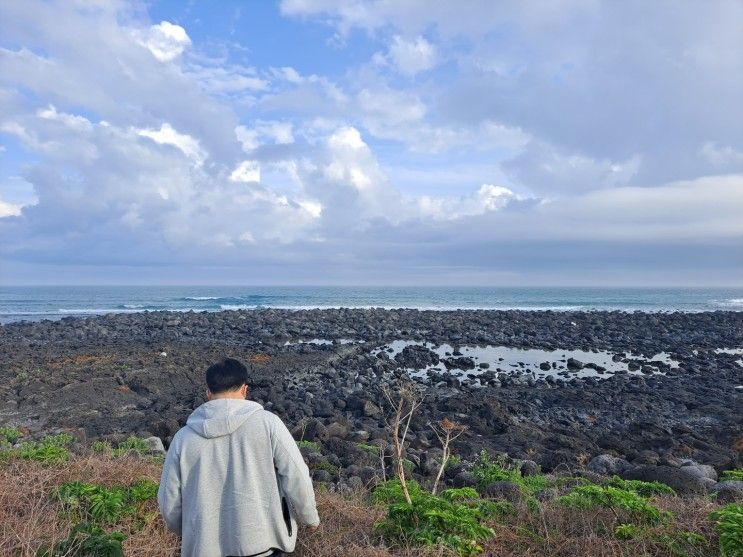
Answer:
122, 304, 145, 309
184, 296, 221, 300
220, 304, 259, 310
58, 308, 143, 314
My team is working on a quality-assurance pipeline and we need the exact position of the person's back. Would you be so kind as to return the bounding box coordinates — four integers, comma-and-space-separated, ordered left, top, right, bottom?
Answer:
158, 358, 319, 557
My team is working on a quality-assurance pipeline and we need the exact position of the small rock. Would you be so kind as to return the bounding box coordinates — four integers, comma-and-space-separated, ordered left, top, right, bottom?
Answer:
146, 436, 166, 455
484, 481, 523, 503
709, 481, 743, 503
363, 400, 383, 419
587, 454, 632, 476
520, 460, 541, 477
623, 465, 708, 496
452, 471, 477, 488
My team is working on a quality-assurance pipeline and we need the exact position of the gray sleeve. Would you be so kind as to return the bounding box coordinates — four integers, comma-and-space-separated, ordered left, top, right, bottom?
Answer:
157, 437, 183, 536
270, 415, 320, 526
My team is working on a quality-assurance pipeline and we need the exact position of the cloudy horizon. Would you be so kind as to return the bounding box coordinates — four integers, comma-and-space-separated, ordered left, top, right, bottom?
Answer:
1, 0, 742, 286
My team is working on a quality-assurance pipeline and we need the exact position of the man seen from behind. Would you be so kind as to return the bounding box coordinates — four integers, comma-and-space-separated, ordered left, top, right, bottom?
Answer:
158, 357, 320, 557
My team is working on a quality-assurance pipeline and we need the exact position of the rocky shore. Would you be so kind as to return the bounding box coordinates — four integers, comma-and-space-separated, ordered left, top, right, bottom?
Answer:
1, 308, 741, 496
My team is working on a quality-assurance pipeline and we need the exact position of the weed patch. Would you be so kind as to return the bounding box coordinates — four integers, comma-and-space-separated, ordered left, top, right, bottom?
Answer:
709, 503, 743, 557
373, 480, 495, 556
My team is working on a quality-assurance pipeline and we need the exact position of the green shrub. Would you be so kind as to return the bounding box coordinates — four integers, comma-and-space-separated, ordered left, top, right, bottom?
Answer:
606, 475, 676, 497
709, 504, 743, 557
445, 454, 462, 469
36, 522, 125, 557
0, 426, 22, 444
311, 461, 340, 476
557, 484, 669, 524
471, 451, 549, 496
55, 479, 160, 525
56, 483, 126, 524
111, 436, 148, 457
91, 441, 111, 453
653, 530, 707, 557
720, 469, 743, 482
18, 440, 70, 464
297, 440, 321, 452
472, 452, 519, 491
44, 433, 75, 447
615, 523, 707, 555
373, 480, 495, 556
356, 442, 379, 456
614, 523, 643, 539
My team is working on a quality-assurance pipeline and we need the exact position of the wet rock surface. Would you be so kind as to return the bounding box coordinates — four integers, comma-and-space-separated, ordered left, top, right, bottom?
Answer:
0, 308, 741, 483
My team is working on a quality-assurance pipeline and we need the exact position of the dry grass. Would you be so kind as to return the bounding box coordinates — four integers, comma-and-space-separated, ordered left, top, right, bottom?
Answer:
296, 490, 440, 557
0, 454, 723, 557
0, 454, 179, 557
482, 496, 719, 557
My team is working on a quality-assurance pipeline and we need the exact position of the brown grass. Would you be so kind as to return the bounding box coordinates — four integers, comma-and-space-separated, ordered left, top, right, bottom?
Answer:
0, 454, 722, 557
0, 454, 179, 557
248, 353, 271, 364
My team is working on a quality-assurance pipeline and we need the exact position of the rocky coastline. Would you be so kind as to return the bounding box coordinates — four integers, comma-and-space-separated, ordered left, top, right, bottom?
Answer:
1, 308, 741, 497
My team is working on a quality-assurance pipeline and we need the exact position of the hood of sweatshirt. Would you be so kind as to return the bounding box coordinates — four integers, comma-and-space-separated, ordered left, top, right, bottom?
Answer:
186, 399, 264, 439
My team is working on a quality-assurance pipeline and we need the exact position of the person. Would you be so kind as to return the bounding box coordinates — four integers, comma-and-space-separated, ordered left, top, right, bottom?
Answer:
158, 357, 320, 557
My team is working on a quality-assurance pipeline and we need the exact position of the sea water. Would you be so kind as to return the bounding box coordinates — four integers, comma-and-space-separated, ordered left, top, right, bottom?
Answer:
0, 285, 742, 324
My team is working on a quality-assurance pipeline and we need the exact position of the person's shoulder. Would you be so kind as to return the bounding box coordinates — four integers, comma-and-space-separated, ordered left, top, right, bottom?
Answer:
255, 408, 284, 426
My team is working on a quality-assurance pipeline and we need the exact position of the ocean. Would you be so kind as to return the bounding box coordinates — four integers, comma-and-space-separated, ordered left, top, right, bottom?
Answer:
0, 286, 741, 324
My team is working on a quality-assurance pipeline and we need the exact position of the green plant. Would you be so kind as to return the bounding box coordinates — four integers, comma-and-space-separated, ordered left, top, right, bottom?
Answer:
373, 480, 495, 556
654, 530, 707, 557
557, 484, 669, 524
297, 440, 321, 452
720, 469, 743, 482
55, 479, 160, 525
0, 426, 22, 444
56, 483, 126, 524
18, 440, 70, 464
471, 451, 549, 496
111, 436, 148, 457
36, 522, 125, 557
311, 461, 340, 477
445, 454, 462, 469
709, 504, 743, 557
356, 442, 379, 456
45, 433, 75, 447
91, 441, 111, 453
606, 475, 676, 497
614, 523, 643, 539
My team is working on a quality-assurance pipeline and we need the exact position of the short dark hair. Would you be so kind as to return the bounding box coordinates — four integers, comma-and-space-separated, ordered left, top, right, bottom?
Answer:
206, 358, 249, 394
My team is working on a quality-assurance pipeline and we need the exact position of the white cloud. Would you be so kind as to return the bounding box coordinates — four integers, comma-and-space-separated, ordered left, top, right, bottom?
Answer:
415, 184, 518, 220
504, 141, 641, 195
230, 160, 261, 183
700, 142, 743, 167
235, 121, 294, 152
387, 35, 437, 76
137, 123, 206, 166
297, 199, 323, 218
141, 21, 191, 62
327, 126, 366, 150
0, 199, 22, 218
37, 104, 92, 131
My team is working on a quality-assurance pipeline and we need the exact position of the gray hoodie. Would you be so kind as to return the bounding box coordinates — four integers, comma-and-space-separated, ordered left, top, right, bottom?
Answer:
158, 399, 319, 557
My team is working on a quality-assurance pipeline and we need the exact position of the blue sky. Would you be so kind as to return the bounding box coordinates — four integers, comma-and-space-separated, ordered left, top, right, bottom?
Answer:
0, 0, 742, 285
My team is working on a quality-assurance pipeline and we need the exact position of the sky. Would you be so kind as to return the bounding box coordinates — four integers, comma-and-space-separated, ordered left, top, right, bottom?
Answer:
0, 0, 742, 286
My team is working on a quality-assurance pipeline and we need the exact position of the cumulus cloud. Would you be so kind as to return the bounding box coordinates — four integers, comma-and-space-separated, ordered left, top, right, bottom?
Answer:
0, 0, 741, 284
137, 123, 206, 166
415, 184, 519, 221
0, 199, 22, 218
385, 35, 437, 76
503, 141, 641, 195
230, 160, 261, 183
140, 21, 191, 62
